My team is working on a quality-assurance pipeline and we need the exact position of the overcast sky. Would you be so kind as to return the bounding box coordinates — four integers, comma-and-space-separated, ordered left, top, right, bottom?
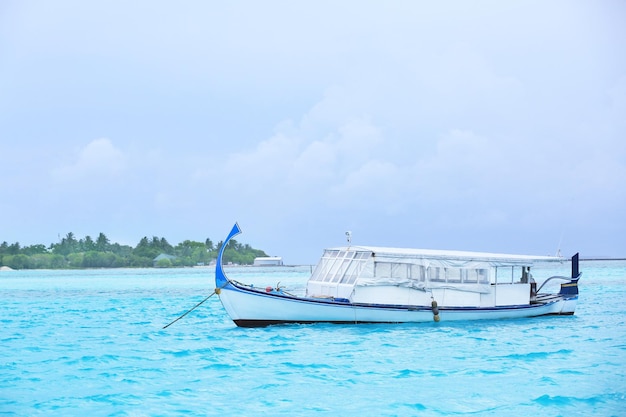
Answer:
1, 1, 624, 264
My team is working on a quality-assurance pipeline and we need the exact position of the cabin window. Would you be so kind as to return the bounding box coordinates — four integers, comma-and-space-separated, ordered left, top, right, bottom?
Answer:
460, 269, 471, 282
461, 269, 475, 283
476, 268, 489, 284
341, 251, 369, 284
477, 269, 489, 283
374, 262, 391, 278
376, 261, 424, 280
495, 266, 518, 283
374, 262, 414, 279
460, 268, 491, 283
311, 250, 370, 284
426, 267, 489, 284
459, 269, 472, 282
391, 263, 408, 279
309, 260, 325, 282
310, 250, 339, 282
332, 255, 354, 283
428, 267, 444, 281
445, 268, 462, 283
410, 264, 425, 282
323, 250, 346, 282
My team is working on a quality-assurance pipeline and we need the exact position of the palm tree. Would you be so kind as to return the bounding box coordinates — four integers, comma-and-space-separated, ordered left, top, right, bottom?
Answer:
96, 233, 110, 252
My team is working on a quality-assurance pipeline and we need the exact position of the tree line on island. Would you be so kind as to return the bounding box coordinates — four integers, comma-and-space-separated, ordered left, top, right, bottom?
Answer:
0, 232, 268, 270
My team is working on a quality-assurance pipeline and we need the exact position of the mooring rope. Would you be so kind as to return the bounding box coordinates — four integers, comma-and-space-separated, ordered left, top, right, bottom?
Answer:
162, 282, 228, 329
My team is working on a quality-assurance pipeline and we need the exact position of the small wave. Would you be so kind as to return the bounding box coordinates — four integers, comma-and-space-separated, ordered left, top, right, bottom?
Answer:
538, 376, 557, 385
556, 368, 584, 375
533, 392, 625, 410
502, 348, 573, 361
533, 394, 600, 407
394, 369, 424, 378
170, 349, 192, 357
279, 361, 335, 370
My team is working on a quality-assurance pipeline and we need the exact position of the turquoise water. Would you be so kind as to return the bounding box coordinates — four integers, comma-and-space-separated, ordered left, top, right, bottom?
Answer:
1, 262, 625, 416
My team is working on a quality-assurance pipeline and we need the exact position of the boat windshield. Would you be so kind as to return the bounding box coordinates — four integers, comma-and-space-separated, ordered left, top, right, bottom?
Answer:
309, 249, 371, 285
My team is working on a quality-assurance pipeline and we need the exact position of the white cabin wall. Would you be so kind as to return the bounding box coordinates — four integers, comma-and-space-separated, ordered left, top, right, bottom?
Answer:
309, 281, 531, 307
306, 282, 330, 297
352, 286, 431, 306
431, 289, 481, 307
480, 291, 495, 307
306, 282, 355, 300
494, 283, 531, 306
430, 284, 529, 307
336, 284, 355, 299
478, 284, 530, 306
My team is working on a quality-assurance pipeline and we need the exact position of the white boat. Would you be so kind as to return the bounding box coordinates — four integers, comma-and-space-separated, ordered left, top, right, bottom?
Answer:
215, 223, 581, 327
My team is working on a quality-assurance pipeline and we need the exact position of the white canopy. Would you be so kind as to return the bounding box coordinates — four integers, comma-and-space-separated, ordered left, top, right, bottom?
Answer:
328, 245, 563, 267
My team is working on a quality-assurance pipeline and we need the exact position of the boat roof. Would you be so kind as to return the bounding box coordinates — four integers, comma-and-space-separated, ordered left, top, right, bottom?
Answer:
325, 245, 564, 264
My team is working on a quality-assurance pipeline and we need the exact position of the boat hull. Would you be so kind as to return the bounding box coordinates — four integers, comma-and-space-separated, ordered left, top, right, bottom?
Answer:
218, 281, 577, 327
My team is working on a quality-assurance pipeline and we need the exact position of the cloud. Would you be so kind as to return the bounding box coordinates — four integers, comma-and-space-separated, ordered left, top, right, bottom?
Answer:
329, 159, 404, 213
52, 138, 126, 183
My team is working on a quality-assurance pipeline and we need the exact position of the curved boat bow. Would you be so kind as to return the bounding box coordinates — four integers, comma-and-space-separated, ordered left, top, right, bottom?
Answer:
215, 222, 242, 291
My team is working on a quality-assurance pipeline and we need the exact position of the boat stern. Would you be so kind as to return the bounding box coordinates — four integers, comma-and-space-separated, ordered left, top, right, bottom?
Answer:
558, 253, 581, 298
551, 253, 581, 315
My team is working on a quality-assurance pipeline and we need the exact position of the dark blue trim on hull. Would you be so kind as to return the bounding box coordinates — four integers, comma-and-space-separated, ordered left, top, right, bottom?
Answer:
234, 319, 359, 327
559, 280, 580, 296
232, 308, 576, 328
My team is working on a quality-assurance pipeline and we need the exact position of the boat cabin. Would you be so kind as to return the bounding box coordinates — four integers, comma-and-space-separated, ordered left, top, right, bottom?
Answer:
305, 246, 560, 308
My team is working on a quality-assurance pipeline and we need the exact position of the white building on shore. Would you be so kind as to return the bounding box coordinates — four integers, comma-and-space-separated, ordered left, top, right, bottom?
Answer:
253, 256, 283, 266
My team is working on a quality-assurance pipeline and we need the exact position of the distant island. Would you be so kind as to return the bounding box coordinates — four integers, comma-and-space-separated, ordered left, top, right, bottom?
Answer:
0, 232, 268, 270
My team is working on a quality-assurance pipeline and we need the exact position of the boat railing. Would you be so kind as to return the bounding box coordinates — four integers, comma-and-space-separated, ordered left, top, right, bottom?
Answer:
536, 275, 571, 293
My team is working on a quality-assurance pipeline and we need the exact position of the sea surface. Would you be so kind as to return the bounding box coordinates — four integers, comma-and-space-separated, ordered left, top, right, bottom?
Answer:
1, 261, 625, 416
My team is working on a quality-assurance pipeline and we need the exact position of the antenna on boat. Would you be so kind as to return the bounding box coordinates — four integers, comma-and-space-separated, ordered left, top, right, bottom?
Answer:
556, 231, 564, 257
345, 231, 352, 247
